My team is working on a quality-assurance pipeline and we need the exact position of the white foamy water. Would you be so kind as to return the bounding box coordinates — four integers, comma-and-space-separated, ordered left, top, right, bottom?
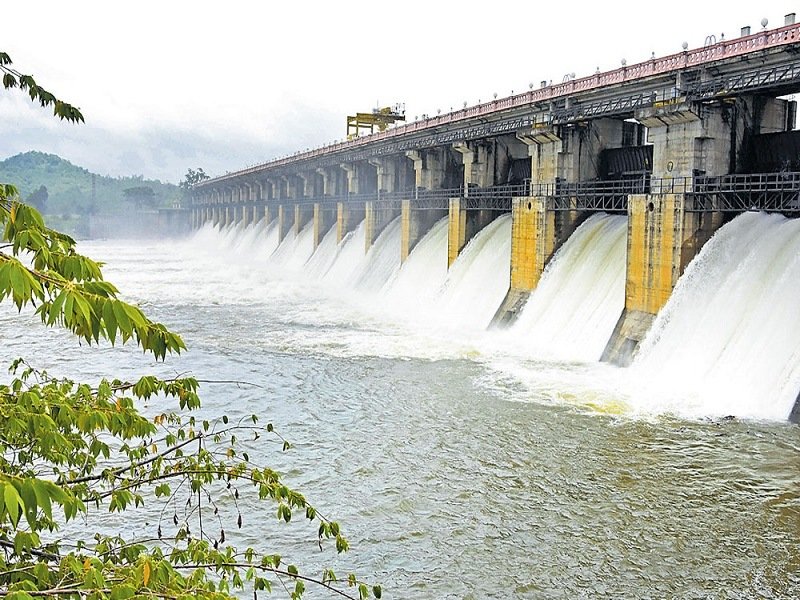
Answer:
436, 214, 512, 330
268, 222, 315, 272
305, 225, 340, 278
382, 217, 449, 310
323, 222, 367, 284
508, 213, 627, 362
351, 218, 403, 291
178, 209, 800, 423
629, 212, 800, 421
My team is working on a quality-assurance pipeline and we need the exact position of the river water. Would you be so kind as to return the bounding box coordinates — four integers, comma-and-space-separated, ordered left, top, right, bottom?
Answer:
3, 214, 800, 598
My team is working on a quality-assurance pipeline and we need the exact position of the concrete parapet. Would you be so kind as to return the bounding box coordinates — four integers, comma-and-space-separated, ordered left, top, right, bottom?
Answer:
337, 202, 365, 244
401, 200, 446, 263
492, 196, 584, 326
364, 201, 399, 252
601, 193, 722, 365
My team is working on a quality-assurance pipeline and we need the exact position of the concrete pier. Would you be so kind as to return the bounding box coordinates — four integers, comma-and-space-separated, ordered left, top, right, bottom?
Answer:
492, 197, 584, 326
401, 199, 446, 263
313, 203, 336, 250
447, 198, 500, 267
294, 204, 312, 236
602, 194, 722, 365
337, 201, 365, 243
277, 205, 290, 243
364, 201, 399, 252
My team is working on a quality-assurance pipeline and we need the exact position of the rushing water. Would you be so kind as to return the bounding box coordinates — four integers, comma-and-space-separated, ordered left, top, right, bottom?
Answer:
3, 213, 800, 598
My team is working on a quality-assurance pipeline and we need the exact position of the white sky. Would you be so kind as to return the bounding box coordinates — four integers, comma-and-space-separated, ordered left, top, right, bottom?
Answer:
1, 1, 797, 182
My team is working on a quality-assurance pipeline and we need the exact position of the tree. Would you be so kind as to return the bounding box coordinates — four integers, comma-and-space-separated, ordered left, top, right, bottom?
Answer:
179, 169, 209, 208
25, 185, 48, 213
122, 186, 157, 210
180, 168, 210, 191
0, 52, 380, 600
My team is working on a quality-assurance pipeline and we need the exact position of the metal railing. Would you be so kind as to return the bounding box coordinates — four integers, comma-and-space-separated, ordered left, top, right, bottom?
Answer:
690, 172, 800, 212
529, 178, 648, 211
191, 173, 800, 214
197, 22, 800, 188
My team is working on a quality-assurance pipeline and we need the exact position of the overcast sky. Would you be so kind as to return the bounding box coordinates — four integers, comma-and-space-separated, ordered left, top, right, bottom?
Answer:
1, 1, 797, 183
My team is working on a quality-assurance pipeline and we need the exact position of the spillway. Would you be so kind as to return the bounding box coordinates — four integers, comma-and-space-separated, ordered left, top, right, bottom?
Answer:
351, 217, 403, 292
436, 214, 512, 330
509, 213, 627, 362
305, 226, 340, 279
382, 217, 449, 310
630, 212, 800, 421
322, 222, 367, 285
268, 223, 315, 272
188, 209, 800, 423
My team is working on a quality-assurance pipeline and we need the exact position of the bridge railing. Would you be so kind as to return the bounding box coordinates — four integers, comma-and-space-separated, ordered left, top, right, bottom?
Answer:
689, 172, 800, 212
527, 178, 648, 211
203, 172, 800, 214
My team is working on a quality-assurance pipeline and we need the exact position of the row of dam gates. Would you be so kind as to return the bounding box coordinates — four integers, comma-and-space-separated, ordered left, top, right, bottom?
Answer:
191, 18, 800, 417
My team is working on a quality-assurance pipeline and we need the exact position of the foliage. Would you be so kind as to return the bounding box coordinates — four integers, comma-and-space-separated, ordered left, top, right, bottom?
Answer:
0, 152, 181, 219
179, 169, 209, 208
25, 185, 47, 213
180, 168, 210, 191
0, 52, 83, 123
0, 55, 381, 600
122, 186, 157, 210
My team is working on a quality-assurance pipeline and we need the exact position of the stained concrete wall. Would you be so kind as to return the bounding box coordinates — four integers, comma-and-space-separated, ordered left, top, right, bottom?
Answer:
294, 205, 313, 236
521, 118, 626, 186
401, 200, 447, 263
277, 205, 291, 243
337, 202, 366, 244
364, 201, 400, 251
447, 199, 502, 267
602, 193, 722, 365
492, 197, 584, 326
313, 203, 336, 250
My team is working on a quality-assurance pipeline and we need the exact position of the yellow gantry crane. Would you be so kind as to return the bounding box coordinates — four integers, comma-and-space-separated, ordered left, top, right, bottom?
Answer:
347, 104, 406, 140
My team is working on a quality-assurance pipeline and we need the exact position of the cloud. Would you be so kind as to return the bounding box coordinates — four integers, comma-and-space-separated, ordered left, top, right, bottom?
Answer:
0, 93, 341, 182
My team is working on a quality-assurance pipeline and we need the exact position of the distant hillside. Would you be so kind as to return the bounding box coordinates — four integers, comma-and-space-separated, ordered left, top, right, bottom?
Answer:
0, 151, 182, 218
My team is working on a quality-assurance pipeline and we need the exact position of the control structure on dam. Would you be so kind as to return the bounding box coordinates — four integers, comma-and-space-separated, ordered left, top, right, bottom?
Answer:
192, 16, 800, 412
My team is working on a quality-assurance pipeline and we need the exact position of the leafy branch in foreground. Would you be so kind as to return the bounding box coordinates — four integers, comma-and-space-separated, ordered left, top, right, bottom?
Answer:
1, 191, 182, 359
0, 173, 380, 596
0, 362, 379, 599
0, 52, 84, 123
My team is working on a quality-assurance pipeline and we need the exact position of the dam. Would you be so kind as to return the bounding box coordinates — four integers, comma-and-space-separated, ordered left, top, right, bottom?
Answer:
190, 17, 800, 421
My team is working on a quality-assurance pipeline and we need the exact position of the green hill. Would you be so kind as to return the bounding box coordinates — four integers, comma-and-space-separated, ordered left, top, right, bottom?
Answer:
0, 151, 182, 219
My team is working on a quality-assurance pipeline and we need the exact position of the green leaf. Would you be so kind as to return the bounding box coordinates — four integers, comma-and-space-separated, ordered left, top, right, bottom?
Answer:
110, 584, 135, 600
102, 300, 117, 344
19, 479, 37, 527
112, 300, 132, 334
4, 482, 24, 526
32, 480, 53, 520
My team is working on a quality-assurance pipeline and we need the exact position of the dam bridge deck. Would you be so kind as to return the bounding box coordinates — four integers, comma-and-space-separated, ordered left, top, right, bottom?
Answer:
255, 172, 800, 214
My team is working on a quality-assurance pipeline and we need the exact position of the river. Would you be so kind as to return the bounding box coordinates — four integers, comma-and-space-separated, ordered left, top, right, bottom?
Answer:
2, 215, 800, 598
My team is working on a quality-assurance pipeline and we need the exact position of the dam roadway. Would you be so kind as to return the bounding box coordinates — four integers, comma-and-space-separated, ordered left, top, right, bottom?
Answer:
191, 17, 800, 419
